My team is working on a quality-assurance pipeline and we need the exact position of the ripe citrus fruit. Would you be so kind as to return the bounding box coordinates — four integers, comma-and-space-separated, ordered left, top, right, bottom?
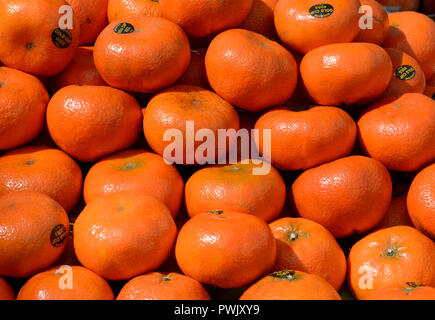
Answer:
117, 272, 211, 300
365, 282, 435, 300
46, 85, 142, 162
159, 0, 253, 38
49, 47, 107, 93
0, 191, 69, 278
382, 48, 426, 99
240, 0, 278, 39
274, 0, 361, 53
0, 277, 14, 300
357, 93, 435, 172
185, 161, 286, 222
348, 226, 435, 300
108, 0, 162, 23
84, 149, 184, 218
254, 105, 356, 171
300, 42, 393, 106
376, 193, 412, 229
177, 48, 209, 89
0, 67, 49, 150
67, 0, 108, 45
94, 17, 191, 93
0, 146, 82, 212
355, 0, 389, 45
270, 217, 347, 290
408, 163, 435, 239
175, 210, 276, 288
291, 155, 392, 238
17, 266, 114, 300
240, 270, 341, 300
383, 11, 435, 79
143, 85, 240, 164
74, 192, 177, 280
0, 0, 80, 77
205, 29, 298, 112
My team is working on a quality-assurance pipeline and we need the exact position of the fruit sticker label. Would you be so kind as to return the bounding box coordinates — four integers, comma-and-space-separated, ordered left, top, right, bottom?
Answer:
51, 28, 72, 49
395, 65, 416, 81
114, 23, 135, 34
309, 4, 334, 18
50, 224, 67, 247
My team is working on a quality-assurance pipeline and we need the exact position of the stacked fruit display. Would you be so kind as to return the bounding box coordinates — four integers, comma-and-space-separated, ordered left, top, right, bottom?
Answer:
0, 0, 434, 301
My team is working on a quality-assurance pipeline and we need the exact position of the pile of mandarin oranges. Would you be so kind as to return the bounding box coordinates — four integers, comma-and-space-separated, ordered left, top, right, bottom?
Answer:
0, 0, 435, 301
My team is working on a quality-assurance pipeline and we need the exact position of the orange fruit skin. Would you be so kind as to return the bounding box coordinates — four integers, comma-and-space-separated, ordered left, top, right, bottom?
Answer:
143, 85, 240, 164
117, 272, 211, 300
177, 48, 209, 89
49, 47, 107, 93
0, 191, 69, 278
274, 0, 361, 54
205, 29, 298, 112
355, 0, 389, 45
383, 11, 435, 80
0, 146, 82, 212
300, 42, 393, 106
83, 149, 184, 218
74, 193, 177, 280
348, 226, 435, 300
0, 0, 80, 77
357, 93, 435, 172
159, 0, 253, 38
239, 270, 341, 300
425, 75, 435, 100
364, 283, 435, 300
0, 67, 49, 150
376, 194, 412, 229
382, 48, 426, 99
0, 277, 14, 300
108, 0, 162, 23
254, 106, 356, 171
377, 0, 420, 11
17, 266, 114, 300
94, 17, 191, 93
185, 161, 286, 222
240, 0, 278, 39
46, 85, 142, 162
67, 0, 108, 45
407, 163, 435, 240
269, 217, 347, 291
175, 211, 276, 288
291, 155, 392, 238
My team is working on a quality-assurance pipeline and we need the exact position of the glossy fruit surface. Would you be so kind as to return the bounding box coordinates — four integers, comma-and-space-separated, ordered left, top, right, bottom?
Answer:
17, 266, 114, 300
74, 192, 177, 280
291, 155, 392, 238
117, 272, 210, 300
175, 210, 276, 288
205, 29, 298, 112
300, 43, 392, 106
0, 191, 69, 278
94, 17, 191, 93
240, 270, 341, 300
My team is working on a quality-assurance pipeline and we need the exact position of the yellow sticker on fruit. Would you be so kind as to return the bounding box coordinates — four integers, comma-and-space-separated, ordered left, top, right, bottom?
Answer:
114, 22, 135, 34
50, 224, 67, 247
395, 65, 416, 81
52, 28, 72, 48
309, 4, 334, 18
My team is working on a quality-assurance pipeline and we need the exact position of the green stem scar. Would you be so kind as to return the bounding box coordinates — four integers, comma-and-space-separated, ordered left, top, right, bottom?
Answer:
207, 210, 224, 215
270, 270, 299, 281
